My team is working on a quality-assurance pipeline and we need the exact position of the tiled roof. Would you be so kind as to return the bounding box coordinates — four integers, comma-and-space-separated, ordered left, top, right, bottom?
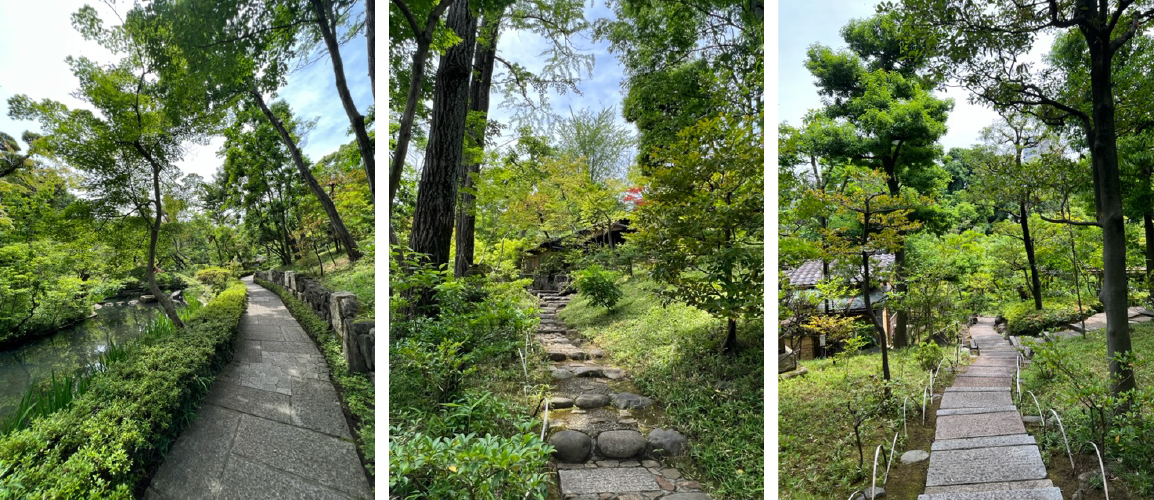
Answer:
785, 253, 895, 288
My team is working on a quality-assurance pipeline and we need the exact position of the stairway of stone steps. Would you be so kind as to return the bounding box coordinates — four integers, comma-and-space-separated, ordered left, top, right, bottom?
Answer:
918, 317, 1061, 500
531, 289, 711, 500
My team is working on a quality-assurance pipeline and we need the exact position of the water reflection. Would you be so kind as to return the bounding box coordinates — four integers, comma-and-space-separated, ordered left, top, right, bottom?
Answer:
0, 300, 168, 418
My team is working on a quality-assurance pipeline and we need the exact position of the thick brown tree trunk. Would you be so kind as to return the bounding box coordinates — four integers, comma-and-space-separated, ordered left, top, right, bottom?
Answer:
309, 0, 374, 197
390, 0, 458, 253
1087, 38, 1135, 398
454, 13, 502, 278
410, 0, 477, 269
251, 88, 363, 263
1020, 202, 1044, 310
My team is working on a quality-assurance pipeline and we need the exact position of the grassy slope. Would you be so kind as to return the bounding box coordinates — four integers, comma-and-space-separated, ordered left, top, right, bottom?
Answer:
779, 348, 963, 499
275, 246, 375, 319
1020, 322, 1154, 498
559, 278, 764, 499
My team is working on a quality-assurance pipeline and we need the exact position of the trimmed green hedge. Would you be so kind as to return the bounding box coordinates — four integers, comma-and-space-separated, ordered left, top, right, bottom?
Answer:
0, 282, 247, 498
1001, 297, 1101, 336
255, 278, 374, 482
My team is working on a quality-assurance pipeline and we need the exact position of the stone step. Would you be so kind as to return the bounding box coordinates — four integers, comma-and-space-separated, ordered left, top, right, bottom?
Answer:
925, 444, 1048, 487
937, 406, 1019, 417
917, 486, 1062, 500
931, 434, 1038, 452
925, 479, 1054, 494
935, 410, 1026, 440
939, 390, 1014, 409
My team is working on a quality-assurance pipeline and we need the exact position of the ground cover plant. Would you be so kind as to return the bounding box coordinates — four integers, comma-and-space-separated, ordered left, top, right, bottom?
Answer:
0, 281, 246, 498
388, 256, 553, 498
779, 347, 962, 499
256, 277, 375, 481
1022, 323, 1154, 498
560, 278, 764, 498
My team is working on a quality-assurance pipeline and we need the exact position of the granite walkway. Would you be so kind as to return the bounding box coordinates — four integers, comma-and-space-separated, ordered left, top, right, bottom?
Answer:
145, 277, 371, 499
918, 317, 1061, 500
534, 290, 710, 500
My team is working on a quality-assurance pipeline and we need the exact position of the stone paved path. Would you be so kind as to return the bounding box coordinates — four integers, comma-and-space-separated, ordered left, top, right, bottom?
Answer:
533, 290, 711, 500
918, 317, 1061, 500
145, 277, 371, 500
1055, 306, 1154, 338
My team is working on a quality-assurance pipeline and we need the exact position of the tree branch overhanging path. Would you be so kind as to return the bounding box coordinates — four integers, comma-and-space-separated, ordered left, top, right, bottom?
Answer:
894, 0, 1152, 398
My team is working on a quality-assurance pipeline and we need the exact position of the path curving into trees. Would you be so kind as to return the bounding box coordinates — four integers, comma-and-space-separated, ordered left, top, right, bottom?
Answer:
145, 277, 369, 499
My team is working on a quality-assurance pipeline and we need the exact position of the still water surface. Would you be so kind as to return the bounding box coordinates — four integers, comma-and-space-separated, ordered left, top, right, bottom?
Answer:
0, 300, 167, 418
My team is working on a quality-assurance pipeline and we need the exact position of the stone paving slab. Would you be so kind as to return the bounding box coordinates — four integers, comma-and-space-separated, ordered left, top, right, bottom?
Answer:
957, 368, 1014, 377
149, 279, 371, 500
931, 434, 1038, 452
952, 376, 1012, 388
558, 468, 660, 494
936, 411, 1026, 440
923, 478, 1054, 494
925, 445, 1048, 486
939, 390, 1013, 409
937, 406, 1019, 416
918, 487, 1063, 500
945, 386, 1010, 392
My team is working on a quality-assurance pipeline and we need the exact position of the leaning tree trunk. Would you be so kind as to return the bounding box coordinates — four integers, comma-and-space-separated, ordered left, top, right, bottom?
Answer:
410, 0, 477, 269
1020, 202, 1044, 310
454, 13, 502, 278
309, 0, 374, 196
135, 144, 184, 328
1088, 39, 1136, 398
251, 88, 363, 263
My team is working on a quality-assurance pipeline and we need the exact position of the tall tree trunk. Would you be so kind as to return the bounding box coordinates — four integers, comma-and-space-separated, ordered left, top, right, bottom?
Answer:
390, 0, 458, 254
410, 0, 477, 269
1145, 212, 1154, 297
135, 144, 184, 328
1088, 39, 1135, 398
893, 249, 909, 348
251, 87, 363, 263
882, 157, 909, 349
1020, 203, 1044, 310
365, 0, 374, 100
309, 0, 374, 196
454, 13, 502, 278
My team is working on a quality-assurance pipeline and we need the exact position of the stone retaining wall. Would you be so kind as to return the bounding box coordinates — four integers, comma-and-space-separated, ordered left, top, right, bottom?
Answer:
255, 270, 374, 377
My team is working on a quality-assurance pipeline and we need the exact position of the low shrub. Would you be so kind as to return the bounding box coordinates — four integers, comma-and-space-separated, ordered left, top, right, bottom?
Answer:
194, 267, 233, 295
0, 282, 247, 498
389, 429, 552, 498
573, 264, 623, 311
914, 341, 945, 371
1001, 297, 1100, 337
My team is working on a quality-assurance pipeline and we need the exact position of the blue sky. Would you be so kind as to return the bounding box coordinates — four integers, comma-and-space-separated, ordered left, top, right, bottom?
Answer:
0, 1, 373, 182
479, 0, 637, 155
